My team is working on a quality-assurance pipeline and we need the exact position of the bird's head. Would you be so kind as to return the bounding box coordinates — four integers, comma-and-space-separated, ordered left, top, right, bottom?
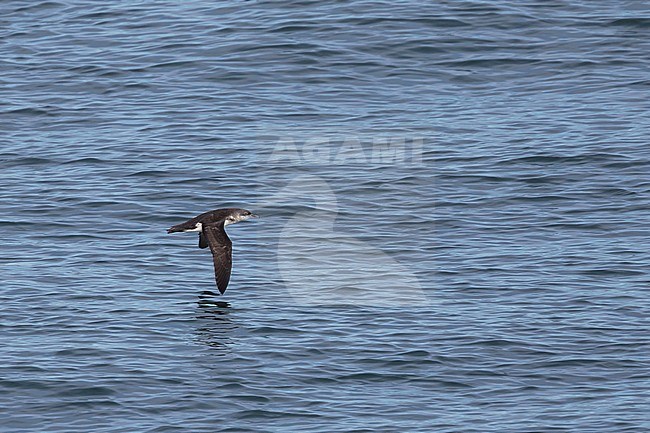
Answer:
224, 208, 258, 226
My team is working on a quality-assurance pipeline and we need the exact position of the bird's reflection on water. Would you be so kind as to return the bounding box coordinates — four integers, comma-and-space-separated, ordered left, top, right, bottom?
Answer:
198, 290, 230, 308
194, 291, 236, 351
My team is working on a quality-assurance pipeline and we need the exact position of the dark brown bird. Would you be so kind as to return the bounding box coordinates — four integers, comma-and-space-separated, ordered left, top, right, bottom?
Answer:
167, 208, 257, 294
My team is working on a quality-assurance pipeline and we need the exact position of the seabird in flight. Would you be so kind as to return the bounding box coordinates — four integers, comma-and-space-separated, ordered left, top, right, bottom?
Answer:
167, 208, 257, 294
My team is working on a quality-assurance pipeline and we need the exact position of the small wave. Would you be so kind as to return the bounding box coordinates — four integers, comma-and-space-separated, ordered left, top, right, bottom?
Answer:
2, 156, 53, 167
580, 268, 645, 277
56, 385, 116, 397
126, 170, 170, 177
609, 18, 650, 28
61, 157, 109, 165
440, 57, 542, 67
13, 1, 63, 13
5, 107, 51, 116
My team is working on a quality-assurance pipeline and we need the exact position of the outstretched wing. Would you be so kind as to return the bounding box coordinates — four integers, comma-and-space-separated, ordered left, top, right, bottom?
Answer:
198, 232, 209, 249
203, 223, 232, 294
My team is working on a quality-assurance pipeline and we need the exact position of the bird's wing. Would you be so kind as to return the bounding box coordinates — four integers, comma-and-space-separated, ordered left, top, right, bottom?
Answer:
203, 223, 232, 294
198, 232, 209, 249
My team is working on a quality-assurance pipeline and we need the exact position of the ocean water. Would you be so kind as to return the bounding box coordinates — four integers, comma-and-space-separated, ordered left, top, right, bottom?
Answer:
1, 1, 649, 432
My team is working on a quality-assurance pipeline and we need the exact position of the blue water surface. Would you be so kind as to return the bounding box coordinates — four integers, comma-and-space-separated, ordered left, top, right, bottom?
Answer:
1, 1, 649, 432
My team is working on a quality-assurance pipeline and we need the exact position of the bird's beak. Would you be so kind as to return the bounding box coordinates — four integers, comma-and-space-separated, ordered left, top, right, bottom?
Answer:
249, 214, 259, 219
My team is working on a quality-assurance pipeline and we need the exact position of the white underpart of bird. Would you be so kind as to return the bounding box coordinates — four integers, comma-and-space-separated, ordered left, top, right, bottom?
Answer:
259, 174, 429, 307
186, 222, 203, 232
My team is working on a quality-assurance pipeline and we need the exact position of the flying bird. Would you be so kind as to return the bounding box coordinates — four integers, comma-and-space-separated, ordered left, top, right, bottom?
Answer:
167, 208, 257, 294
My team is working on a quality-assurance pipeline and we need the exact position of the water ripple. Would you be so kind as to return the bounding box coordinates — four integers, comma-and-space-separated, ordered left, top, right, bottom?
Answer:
1, 0, 649, 432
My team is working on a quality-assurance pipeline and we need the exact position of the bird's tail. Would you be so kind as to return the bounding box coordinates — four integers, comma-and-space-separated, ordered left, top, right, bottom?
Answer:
167, 218, 199, 234
167, 225, 183, 234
